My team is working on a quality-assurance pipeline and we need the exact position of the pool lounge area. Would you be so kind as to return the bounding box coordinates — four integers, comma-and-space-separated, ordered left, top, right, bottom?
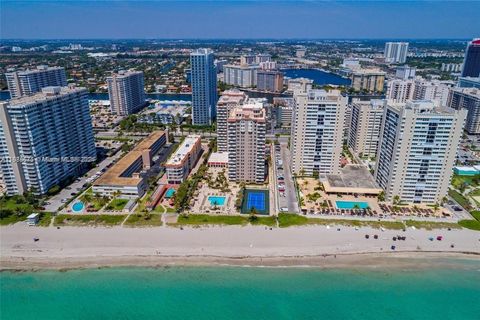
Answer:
335, 200, 369, 210
208, 196, 226, 206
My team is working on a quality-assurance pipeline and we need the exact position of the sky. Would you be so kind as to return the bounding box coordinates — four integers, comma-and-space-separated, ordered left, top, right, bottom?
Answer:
1, 0, 479, 39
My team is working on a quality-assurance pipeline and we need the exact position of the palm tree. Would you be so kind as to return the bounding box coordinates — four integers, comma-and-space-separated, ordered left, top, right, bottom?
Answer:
393, 195, 400, 206
377, 191, 385, 202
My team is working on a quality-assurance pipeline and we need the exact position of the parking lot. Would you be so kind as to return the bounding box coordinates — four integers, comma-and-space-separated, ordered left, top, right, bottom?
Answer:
273, 140, 299, 213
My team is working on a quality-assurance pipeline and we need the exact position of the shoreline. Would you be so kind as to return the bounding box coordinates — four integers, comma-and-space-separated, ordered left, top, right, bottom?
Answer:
2, 251, 480, 272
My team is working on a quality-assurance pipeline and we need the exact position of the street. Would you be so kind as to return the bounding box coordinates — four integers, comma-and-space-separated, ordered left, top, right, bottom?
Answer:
273, 137, 299, 213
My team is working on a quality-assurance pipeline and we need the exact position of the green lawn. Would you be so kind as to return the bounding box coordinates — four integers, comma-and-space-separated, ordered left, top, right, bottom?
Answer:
38, 212, 53, 227
165, 207, 177, 213
470, 211, 480, 221
458, 219, 480, 231
249, 216, 277, 227
105, 198, 129, 211
404, 220, 461, 230
468, 188, 480, 197
54, 214, 125, 226
451, 174, 479, 189
171, 214, 248, 226
124, 213, 162, 227
0, 213, 27, 225
448, 189, 471, 210
277, 213, 405, 230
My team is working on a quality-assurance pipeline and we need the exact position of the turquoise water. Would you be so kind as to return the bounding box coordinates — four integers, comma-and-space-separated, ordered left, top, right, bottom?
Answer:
336, 200, 370, 209
71, 201, 84, 212
1, 265, 479, 319
165, 188, 176, 198
208, 195, 226, 206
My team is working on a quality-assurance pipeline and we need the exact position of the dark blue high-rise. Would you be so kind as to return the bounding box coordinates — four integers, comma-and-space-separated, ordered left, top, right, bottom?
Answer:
461, 38, 480, 77
190, 49, 218, 125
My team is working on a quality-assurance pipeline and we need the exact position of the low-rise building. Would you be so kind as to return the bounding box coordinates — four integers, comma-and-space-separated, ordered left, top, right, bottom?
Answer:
208, 152, 229, 168
165, 135, 202, 184
93, 131, 166, 198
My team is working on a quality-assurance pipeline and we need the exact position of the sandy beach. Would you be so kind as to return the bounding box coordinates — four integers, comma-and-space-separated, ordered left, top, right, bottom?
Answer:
1, 224, 479, 270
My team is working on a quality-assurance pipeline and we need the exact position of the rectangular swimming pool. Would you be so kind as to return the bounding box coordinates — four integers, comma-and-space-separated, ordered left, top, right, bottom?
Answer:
335, 201, 369, 209
208, 196, 226, 206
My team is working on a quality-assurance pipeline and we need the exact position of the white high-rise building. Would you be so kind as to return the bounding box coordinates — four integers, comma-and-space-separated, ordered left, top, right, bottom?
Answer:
216, 89, 248, 153
290, 88, 347, 176
386, 78, 453, 106
227, 102, 266, 183
5, 66, 67, 98
384, 42, 409, 64
374, 101, 466, 204
223, 64, 259, 88
395, 65, 416, 80
386, 79, 415, 103
190, 49, 218, 125
348, 99, 385, 158
413, 79, 453, 107
107, 70, 146, 115
0, 87, 96, 195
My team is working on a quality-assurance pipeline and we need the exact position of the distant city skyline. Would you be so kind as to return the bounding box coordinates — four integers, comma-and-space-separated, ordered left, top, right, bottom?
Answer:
1, 1, 479, 39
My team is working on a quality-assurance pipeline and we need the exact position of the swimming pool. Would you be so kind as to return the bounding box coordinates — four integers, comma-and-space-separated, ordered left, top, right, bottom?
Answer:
208, 196, 226, 206
335, 201, 369, 209
72, 201, 85, 212
165, 188, 176, 198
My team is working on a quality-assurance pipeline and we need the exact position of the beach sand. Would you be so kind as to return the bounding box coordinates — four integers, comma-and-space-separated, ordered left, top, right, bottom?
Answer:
1, 224, 479, 270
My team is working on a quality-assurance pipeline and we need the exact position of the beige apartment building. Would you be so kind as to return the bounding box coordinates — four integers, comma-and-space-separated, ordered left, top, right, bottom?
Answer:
348, 99, 385, 158
351, 69, 386, 93
165, 135, 202, 184
216, 89, 248, 153
290, 88, 347, 176
227, 103, 266, 183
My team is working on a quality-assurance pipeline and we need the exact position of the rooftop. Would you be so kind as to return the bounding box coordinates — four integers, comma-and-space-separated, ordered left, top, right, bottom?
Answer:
6, 65, 64, 75
320, 165, 382, 195
3, 86, 86, 106
94, 131, 165, 187
208, 152, 229, 164
165, 135, 201, 166
451, 87, 480, 97
217, 89, 248, 105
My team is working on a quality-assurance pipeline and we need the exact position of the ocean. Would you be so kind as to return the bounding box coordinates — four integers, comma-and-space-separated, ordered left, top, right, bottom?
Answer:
1, 262, 479, 319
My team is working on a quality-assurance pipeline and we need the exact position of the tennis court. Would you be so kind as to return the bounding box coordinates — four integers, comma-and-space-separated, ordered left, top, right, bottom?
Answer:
241, 189, 269, 215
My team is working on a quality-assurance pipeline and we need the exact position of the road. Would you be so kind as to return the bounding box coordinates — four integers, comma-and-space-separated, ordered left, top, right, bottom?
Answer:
273, 139, 299, 213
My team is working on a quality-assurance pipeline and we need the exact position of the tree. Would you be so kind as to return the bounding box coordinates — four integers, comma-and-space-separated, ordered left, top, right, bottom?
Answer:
377, 191, 385, 202
393, 195, 401, 206
248, 207, 258, 222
